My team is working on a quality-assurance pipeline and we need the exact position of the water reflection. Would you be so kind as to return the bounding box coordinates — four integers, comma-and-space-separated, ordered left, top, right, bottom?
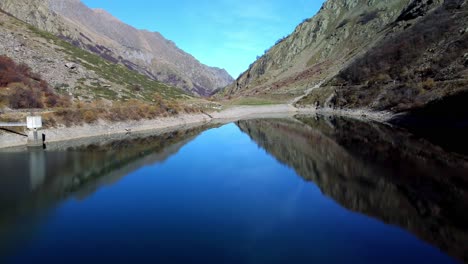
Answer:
0, 117, 467, 263
0, 125, 213, 256
237, 115, 468, 262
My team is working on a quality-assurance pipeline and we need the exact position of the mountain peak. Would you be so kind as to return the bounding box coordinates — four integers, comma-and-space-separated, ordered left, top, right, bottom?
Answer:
0, 0, 233, 96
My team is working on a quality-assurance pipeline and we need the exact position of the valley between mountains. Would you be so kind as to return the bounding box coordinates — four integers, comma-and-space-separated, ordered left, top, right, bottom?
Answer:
1, 0, 467, 147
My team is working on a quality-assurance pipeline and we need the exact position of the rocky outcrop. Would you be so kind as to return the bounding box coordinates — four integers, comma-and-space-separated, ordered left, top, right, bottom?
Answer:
0, 0, 233, 96
222, 0, 468, 121
222, 0, 412, 98
0, 10, 105, 97
397, 0, 444, 21
0, 10, 185, 102
312, 0, 468, 113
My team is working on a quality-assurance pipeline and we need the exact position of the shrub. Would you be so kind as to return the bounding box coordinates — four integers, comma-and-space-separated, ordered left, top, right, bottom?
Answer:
42, 114, 57, 127
166, 101, 180, 114
39, 80, 49, 91
370, 73, 391, 84
275, 36, 288, 45
0, 56, 23, 87
56, 109, 82, 127
336, 6, 467, 88
45, 93, 58, 107
57, 95, 72, 108
131, 84, 142, 92
8, 83, 43, 109
83, 110, 98, 123
422, 78, 435, 90
0, 55, 70, 109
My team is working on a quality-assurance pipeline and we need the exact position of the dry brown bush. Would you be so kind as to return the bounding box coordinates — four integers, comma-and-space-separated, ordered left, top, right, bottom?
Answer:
83, 110, 98, 123
55, 109, 82, 127
8, 83, 43, 109
422, 78, 435, 90
1, 55, 71, 109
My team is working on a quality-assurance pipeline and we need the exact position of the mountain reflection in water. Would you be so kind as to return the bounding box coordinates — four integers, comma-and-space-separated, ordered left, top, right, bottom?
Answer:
0, 116, 466, 263
237, 115, 468, 262
0, 125, 212, 256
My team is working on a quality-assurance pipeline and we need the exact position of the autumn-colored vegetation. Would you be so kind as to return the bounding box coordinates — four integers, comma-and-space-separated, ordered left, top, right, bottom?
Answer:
336, 7, 467, 86
44, 98, 198, 127
320, 3, 468, 112
0, 55, 200, 127
0, 55, 70, 109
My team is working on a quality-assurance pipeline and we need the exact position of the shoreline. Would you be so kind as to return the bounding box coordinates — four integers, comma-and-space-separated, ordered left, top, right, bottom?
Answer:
0, 113, 211, 149
0, 104, 395, 149
301, 107, 396, 123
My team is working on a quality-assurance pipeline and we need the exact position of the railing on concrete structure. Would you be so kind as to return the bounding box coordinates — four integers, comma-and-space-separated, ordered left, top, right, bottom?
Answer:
0, 123, 27, 127
0, 116, 43, 147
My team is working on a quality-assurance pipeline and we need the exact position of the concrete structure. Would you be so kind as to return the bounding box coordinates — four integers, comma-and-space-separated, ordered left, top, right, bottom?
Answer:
0, 116, 44, 147
0, 122, 27, 127
26, 116, 43, 147
27, 116, 42, 129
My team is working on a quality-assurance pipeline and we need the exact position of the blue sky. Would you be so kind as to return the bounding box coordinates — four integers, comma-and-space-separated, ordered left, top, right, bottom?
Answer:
81, 0, 325, 78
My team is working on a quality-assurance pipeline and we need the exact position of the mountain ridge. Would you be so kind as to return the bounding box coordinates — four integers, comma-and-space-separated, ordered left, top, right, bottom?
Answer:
0, 0, 233, 96
223, 0, 412, 96
221, 0, 467, 119
0, 7, 191, 110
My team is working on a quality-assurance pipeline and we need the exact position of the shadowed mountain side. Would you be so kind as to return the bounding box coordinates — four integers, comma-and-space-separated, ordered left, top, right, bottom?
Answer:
223, 0, 415, 98
222, 0, 468, 123
0, 124, 214, 257
237, 117, 468, 262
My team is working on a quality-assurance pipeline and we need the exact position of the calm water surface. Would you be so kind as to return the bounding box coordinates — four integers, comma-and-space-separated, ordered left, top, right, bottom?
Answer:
0, 116, 467, 263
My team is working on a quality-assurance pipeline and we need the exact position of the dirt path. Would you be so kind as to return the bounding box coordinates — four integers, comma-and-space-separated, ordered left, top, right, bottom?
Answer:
290, 81, 325, 105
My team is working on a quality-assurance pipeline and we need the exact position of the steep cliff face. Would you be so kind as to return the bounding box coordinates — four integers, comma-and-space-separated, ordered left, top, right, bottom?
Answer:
223, 0, 413, 97
0, 0, 233, 96
301, 0, 468, 113
223, 0, 467, 118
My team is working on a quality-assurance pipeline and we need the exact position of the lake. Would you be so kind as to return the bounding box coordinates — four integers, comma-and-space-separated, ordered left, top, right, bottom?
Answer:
0, 115, 467, 263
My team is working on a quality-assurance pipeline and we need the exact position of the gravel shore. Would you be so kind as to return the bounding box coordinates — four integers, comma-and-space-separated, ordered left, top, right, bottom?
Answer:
0, 113, 210, 149
0, 104, 395, 149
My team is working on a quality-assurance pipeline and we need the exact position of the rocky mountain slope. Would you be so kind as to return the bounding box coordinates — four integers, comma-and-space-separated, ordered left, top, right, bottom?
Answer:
223, 0, 413, 97
0, 0, 233, 96
222, 0, 468, 117
0, 8, 186, 105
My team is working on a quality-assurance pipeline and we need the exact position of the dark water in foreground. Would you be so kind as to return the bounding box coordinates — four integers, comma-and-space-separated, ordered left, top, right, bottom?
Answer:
0, 116, 467, 264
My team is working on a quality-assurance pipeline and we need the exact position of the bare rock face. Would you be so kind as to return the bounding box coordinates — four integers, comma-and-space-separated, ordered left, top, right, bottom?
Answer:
0, 0, 233, 96
0, 13, 101, 99
307, 0, 468, 113
222, 0, 468, 119
65, 62, 77, 69
0, 9, 188, 103
222, 0, 412, 97
397, 0, 444, 21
